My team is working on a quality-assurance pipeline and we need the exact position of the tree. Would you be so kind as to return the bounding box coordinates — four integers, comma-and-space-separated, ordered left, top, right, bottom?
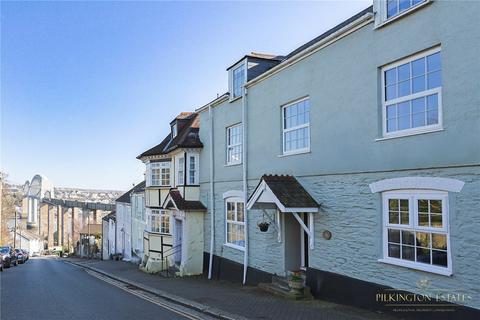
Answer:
1, 172, 22, 246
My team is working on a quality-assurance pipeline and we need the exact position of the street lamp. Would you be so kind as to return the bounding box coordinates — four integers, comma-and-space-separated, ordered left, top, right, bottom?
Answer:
14, 205, 21, 248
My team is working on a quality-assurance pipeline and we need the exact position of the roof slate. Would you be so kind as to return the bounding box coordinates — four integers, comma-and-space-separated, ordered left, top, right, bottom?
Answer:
258, 174, 319, 209
165, 189, 207, 211
138, 113, 202, 159
116, 181, 146, 203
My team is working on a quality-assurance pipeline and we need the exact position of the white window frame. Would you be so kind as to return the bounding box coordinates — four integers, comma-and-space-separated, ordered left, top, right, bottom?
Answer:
226, 123, 243, 165
229, 61, 246, 101
385, 0, 426, 20
379, 190, 451, 276
172, 123, 178, 138
187, 154, 199, 185
149, 209, 170, 234
381, 47, 443, 139
224, 197, 245, 251
176, 156, 185, 186
282, 97, 311, 155
148, 162, 171, 187
375, 0, 430, 28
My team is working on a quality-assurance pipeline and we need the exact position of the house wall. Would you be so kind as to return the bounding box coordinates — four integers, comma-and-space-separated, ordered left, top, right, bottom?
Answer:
199, 0, 480, 310
102, 220, 109, 260
131, 192, 145, 257
115, 202, 132, 260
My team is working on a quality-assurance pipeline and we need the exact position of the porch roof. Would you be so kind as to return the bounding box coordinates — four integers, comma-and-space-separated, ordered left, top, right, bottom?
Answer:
247, 175, 319, 213
163, 189, 207, 211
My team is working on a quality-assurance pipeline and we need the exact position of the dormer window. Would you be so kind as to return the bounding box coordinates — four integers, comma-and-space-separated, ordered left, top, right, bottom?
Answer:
387, 0, 424, 19
172, 123, 178, 138
231, 63, 245, 99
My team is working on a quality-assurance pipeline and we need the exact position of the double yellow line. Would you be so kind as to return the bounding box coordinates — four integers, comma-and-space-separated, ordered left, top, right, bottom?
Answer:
85, 269, 207, 320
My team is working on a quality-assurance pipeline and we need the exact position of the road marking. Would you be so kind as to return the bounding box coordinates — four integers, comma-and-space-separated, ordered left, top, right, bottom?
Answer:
84, 269, 211, 320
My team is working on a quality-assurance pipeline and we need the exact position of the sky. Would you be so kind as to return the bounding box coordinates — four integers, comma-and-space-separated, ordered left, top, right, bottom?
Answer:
1, 0, 370, 191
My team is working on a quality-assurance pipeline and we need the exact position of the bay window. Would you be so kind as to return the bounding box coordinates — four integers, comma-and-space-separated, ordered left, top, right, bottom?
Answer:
188, 155, 198, 185
148, 161, 170, 187
177, 157, 184, 186
150, 209, 170, 234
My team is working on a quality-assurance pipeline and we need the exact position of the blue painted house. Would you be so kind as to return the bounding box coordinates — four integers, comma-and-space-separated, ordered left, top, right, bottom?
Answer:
196, 0, 480, 315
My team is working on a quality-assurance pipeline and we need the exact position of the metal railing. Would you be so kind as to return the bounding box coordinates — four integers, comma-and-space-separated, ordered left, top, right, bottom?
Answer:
160, 244, 182, 277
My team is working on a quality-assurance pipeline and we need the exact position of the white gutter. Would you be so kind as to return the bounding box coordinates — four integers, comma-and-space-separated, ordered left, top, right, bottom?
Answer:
207, 104, 215, 279
195, 94, 229, 113
242, 84, 249, 285
245, 12, 373, 89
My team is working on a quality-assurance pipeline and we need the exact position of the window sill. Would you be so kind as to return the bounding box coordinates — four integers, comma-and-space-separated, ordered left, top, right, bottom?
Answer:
146, 185, 171, 189
375, 0, 432, 29
278, 149, 311, 158
145, 231, 172, 236
376, 127, 444, 142
229, 95, 242, 103
225, 162, 242, 167
223, 243, 245, 252
378, 258, 452, 276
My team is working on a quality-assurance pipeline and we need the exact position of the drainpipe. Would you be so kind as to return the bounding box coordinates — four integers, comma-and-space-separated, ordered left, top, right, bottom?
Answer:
242, 85, 249, 285
208, 104, 215, 279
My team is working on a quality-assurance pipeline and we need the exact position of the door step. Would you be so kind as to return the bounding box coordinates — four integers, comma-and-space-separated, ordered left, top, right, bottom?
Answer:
258, 274, 313, 300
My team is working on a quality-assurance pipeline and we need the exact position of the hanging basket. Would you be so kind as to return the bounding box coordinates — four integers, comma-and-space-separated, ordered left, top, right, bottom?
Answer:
258, 222, 270, 232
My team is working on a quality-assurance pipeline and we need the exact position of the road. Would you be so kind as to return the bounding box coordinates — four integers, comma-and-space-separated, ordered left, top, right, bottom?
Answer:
0, 257, 201, 320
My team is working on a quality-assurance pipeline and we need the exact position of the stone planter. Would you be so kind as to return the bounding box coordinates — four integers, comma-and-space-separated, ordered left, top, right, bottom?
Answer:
288, 271, 305, 296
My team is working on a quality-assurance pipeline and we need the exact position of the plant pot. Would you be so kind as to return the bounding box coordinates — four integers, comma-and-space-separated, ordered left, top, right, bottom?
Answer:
288, 278, 305, 296
258, 222, 270, 232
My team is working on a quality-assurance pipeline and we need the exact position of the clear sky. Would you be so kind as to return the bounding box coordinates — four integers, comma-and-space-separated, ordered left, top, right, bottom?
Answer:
1, 0, 370, 191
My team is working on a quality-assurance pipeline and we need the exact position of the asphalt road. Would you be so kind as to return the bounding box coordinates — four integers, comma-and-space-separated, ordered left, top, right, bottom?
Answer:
0, 257, 192, 320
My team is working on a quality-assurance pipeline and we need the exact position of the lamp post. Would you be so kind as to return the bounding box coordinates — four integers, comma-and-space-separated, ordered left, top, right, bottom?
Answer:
14, 205, 21, 248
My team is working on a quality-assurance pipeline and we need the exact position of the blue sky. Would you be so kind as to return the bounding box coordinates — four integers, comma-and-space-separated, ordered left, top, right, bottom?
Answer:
1, 0, 370, 191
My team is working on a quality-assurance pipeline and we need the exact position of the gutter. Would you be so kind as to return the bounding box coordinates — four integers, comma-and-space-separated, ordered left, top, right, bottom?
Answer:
208, 104, 215, 279
245, 11, 373, 89
195, 94, 229, 113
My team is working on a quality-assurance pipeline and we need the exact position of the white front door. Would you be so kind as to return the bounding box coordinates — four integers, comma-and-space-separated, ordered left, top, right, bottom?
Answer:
174, 219, 183, 264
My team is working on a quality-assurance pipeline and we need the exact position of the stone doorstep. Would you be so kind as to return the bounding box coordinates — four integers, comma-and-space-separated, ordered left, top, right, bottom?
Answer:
64, 260, 248, 320
257, 282, 313, 301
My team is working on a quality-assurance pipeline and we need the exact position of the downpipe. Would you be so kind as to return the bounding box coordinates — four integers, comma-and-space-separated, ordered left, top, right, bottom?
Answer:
242, 86, 248, 285
208, 104, 215, 279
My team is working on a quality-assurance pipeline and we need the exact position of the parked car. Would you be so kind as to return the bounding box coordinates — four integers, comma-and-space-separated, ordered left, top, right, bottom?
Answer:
15, 249, 26, 264
0, 246, 18, 268
0, 255, 3, 271
22, 249, 29, 261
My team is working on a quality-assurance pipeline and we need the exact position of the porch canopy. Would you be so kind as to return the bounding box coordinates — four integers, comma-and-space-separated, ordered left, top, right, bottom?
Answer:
163, 189, 207, 211
247, 175, 319, 248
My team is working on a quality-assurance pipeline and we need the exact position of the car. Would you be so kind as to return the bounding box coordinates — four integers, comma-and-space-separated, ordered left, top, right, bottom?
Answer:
14, 249, 26, 264
0, 246, 18, 268
22, 249, 29, 262
0, 255, 3, 271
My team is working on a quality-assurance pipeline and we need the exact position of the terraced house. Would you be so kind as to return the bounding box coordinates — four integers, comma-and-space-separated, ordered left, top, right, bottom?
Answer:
196, 0, 480, 315
137, 112, 206, 275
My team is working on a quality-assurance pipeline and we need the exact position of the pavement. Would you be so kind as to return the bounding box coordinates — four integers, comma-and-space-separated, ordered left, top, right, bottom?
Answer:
0, 257, 205, 320
66, 257, 397, 320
